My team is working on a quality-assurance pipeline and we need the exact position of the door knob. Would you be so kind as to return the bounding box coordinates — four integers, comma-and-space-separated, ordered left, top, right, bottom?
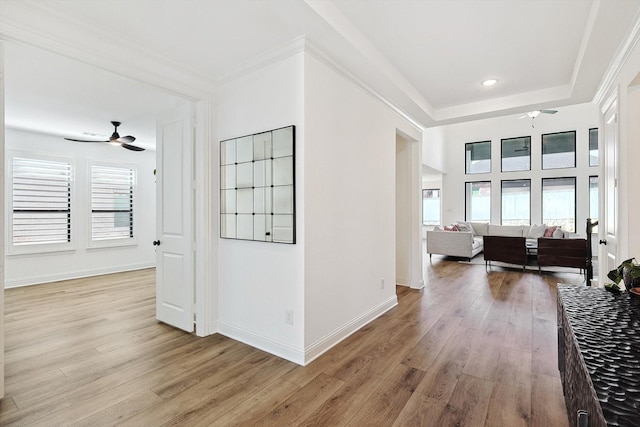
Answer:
153, 240, 161, 246
599, 239, 607, 245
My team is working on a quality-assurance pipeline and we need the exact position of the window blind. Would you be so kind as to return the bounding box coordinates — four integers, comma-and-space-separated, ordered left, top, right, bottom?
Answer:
12, 156, 72, 245
91, 165, 134, 241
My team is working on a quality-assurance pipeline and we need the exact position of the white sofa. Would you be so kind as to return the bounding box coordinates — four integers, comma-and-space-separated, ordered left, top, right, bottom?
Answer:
426, 222, 547, 260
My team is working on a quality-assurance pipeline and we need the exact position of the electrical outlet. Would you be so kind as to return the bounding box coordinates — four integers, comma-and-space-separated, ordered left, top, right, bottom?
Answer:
380, 278, 385, 289
286, 309, 294, 325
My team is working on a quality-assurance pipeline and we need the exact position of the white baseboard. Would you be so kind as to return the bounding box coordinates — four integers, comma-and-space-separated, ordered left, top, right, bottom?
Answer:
217, 321, 305, 365
4, 262, 156, 288
303, 294, 398, 365
216, 295, 398, 366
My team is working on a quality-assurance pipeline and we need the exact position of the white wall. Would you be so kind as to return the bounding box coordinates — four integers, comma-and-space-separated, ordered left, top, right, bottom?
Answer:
5, 128, 156, 287
214, 49, 423, 364
303, 52, 422, 358
427, 103, 599, 231
215, 53, 306, 363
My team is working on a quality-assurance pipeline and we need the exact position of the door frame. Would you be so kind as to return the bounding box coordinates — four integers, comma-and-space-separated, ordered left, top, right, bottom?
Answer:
598, 89, 619, 286
0, 25, 216, 337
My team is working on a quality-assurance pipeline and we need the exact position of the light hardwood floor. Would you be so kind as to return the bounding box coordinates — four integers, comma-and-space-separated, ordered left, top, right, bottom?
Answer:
1, 258, 582, 426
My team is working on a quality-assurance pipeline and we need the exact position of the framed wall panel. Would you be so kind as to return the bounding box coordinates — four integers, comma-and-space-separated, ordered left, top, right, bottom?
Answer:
220, 125, 295, 244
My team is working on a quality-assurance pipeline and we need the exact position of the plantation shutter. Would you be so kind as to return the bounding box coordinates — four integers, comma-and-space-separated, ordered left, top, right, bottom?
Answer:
12, 156, 72, 245
91, 165, 134, 241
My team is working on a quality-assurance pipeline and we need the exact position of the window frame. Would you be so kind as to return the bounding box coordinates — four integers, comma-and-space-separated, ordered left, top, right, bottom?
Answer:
465, 141, 491, 174
464, 181, 491, 222
500, 179, 531, 226
541, 176, 577, 232
88, 160, 138, 249
8, 151, 75, 255
541, 130, 576, 170
422, 188, 441, 226
501, 136, 531, 172
589, 128, 599, 167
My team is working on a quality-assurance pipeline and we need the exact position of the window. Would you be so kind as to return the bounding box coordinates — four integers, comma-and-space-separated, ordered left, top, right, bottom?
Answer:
542, 131, 576, 169
589, 128, 599, 167
589, 176, 599, 231
465, 141, 491, 174
11, 155, 72, 247
501, 179, 530, 225
422, 189, 441, 225
91, 164, 135, 242
542, 177, 576, 232
465, 181, 491, 222
501, 136, 530, 172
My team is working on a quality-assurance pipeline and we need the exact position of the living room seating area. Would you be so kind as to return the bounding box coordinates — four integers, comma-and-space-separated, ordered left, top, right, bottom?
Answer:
427, 221, 590, 274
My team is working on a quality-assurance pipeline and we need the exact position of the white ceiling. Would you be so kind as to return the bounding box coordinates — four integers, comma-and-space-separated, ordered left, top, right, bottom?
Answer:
2, 0, 640, 148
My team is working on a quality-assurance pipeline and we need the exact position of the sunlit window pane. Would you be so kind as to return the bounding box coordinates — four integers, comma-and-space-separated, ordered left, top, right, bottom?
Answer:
542, 177, 576, 232
501, 179, 530, 225
465, 141, 491, 174
501, 137, 530, 172
542, 131, 576, 170
465, 181, 491, 222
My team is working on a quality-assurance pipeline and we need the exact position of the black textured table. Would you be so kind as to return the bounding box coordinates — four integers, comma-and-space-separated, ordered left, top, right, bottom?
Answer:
557, 285, 640, 427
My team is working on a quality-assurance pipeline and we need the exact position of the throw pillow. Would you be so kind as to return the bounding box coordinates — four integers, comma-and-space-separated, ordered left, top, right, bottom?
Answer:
553, 227, 565, 238
544, 226, 557, 237
444, 224, 459, 232
456, 221, 474, 234
528, 224, 547, 238
433, 225, 444, 231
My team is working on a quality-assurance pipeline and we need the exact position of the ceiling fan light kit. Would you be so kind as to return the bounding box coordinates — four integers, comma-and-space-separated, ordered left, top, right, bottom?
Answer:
518, 109, 558, 128
64, 121, 144, 151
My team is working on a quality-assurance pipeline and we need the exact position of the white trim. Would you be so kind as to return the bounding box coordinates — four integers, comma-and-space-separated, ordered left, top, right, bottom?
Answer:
593, 11, 640, 106
569, 0, 601, 94
303, 294, 398, 365
5, 262, 155, 288
304, 40, 425, 133
217, 321, 306, 365
601, 86, 619, 115
194, 98, 214, 337
217, 37, 306, 84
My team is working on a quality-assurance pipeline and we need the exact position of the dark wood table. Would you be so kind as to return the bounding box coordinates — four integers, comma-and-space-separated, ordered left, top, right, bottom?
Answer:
557, 285, 640, 427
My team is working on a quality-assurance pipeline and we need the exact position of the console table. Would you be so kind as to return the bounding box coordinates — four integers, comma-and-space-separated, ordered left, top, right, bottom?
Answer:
557, 285, 640, 427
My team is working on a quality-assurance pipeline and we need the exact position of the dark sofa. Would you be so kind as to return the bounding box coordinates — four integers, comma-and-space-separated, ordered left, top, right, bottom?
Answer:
483, 235, 589, 273
483, 235, 527, 271
536, 237, 587, 273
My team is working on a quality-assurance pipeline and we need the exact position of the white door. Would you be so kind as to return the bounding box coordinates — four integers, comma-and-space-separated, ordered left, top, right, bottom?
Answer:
600, 99, 619, 285
156, 105, 194, 332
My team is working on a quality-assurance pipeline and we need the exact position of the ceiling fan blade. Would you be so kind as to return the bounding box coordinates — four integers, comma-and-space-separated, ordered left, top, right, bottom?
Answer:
64, 137, 109, 143
117, 135, 136, 143
121, 143, 145, 151
540, 109, 558, 114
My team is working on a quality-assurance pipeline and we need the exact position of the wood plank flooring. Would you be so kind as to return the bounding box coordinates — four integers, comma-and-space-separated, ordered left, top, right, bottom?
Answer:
1, 258, 582, 426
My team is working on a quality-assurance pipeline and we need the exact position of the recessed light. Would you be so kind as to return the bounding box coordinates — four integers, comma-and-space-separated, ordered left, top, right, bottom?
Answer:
481, 79, 498, 87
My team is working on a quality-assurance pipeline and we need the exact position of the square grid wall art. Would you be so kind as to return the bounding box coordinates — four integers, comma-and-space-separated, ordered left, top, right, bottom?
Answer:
220, 125, 295, 244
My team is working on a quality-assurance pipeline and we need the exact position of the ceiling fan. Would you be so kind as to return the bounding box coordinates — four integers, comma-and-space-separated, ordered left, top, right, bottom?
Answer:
64, 121, 145, 151
519, 109, 558, 128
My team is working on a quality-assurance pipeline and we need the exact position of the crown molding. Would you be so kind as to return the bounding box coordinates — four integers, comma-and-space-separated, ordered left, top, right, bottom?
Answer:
0, 1, 215, 100
303, 39, 425, 132
593, 11, 640, 106
216, 36, 307, 84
